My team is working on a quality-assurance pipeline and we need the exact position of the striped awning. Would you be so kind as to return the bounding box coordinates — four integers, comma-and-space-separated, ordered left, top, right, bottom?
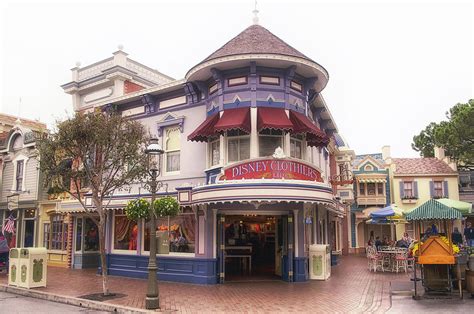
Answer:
405, 199, 462, 221
356, 178, 387, 183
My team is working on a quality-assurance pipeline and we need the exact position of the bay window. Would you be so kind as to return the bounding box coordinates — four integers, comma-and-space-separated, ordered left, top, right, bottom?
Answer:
290, 135, 304, 159
227, 130, 250, 162
367, 183, 376, 195
259, 129, 283, 157
377, 183, 384, 195
209, 139, 220, 166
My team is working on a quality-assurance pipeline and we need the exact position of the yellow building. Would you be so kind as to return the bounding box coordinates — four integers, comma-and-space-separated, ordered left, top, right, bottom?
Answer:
389, 147, 459, 237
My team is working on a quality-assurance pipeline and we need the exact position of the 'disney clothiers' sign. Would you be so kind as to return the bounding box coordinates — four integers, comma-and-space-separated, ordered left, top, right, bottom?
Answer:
219, 158, 323, 182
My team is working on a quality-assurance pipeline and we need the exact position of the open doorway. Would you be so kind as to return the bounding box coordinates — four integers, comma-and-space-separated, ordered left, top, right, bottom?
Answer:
223, 215, 281, 281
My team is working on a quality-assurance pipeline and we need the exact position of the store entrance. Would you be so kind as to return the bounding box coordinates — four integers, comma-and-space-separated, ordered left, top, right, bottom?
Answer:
223, 215, 282, 281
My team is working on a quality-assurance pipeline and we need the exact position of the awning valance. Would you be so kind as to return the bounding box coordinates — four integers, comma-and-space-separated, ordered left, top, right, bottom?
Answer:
357, 178, 387, 183
187, 112, 220, 142
289, 110, 328, 147
214, 107, 251, 134
405, 199, 462, 221
257, 107, 293, 132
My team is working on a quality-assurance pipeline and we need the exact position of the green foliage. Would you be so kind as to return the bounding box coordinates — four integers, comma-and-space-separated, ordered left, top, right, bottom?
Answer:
125, 198, 150, 221
412, 122, 437, 157
37, 111, 148, 202
412, 99, 474, 165
153, 196, 180, 217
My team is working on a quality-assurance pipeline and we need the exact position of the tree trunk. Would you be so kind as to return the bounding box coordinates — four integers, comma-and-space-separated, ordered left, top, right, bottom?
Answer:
93, 197, 109, 296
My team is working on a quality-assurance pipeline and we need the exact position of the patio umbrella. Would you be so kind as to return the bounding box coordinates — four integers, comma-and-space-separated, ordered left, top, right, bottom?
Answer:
370, 204, 404, 220
436, 198, 472, 215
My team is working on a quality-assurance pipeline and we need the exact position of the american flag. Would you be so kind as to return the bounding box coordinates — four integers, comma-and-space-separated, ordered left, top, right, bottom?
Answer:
2, 214, 15, 235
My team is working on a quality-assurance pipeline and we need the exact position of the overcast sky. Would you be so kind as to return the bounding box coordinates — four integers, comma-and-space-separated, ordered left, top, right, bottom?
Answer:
0, 0, 472, 157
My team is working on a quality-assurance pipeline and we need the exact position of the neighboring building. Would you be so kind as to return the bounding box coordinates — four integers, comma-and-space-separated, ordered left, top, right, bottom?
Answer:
0, 116, 46, 253
59, 22, 347, 284
349, 147, 391, 253
390, 147, 459, 237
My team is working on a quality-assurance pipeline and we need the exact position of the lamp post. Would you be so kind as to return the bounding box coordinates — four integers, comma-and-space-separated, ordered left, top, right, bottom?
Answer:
145, 137, 164, 310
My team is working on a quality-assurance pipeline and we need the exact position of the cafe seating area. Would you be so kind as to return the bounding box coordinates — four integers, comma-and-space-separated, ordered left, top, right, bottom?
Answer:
366, 246, 414, 273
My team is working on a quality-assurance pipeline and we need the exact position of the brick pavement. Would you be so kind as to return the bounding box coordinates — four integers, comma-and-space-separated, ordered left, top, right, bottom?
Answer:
0, 255, 409, 313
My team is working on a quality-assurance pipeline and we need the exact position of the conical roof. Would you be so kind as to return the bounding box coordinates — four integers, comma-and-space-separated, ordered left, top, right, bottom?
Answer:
201, 24, 313, 64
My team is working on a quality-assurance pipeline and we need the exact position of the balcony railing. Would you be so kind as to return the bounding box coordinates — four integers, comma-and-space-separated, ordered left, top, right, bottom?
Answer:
356, 196, 386, 206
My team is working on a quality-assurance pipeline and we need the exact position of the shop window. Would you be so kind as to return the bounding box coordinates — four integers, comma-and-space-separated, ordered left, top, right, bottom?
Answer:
403, 181, 414, 198
259, 129, 283, 157
227, 130, 250, 163
164, 127, 180, 174
75, 218, 82, 251
15, 160, 24, 191
433, 181, 443, 198
359, 183, 365, 195
377, 183, 384, 195
84, 218, 99, 251
113, 211, 138, 252
2, 211, 17, 248
143, 213, 196, 254
43, 223, 50, 249
290, 135, 303, 159
49, 215, 67, 251
209, 139, 220, 166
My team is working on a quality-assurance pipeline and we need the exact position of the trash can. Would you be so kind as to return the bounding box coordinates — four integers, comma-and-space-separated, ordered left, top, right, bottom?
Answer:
17, 248, 47, 288
309, 244, 331, 280
8, 248, 19, 286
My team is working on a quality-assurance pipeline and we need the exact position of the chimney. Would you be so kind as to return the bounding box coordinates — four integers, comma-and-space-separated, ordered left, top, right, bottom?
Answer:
434, 146, 445, 160
382, 145, 391, 161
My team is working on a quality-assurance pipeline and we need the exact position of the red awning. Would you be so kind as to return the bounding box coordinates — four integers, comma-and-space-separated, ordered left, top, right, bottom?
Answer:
257, 107, 293, 132
289, 110, 329, 147
214, 107, 251, 134
187, 112, 220, 142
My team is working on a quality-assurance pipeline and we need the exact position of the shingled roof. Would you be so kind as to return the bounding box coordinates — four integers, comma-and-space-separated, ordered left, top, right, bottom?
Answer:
392, 158, 456, 175
200, 24, 313, 64
0, 113, 46, 131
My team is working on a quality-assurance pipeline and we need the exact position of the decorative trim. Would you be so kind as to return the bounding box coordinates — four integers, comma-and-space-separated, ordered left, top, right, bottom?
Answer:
260, 76, 280, 85
227, 76, 248, 87
156, 112, 185, 136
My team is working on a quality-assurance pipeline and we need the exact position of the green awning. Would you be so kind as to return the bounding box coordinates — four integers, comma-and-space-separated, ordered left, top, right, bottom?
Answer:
405, 199, 463, 221
436, 198, 472, 215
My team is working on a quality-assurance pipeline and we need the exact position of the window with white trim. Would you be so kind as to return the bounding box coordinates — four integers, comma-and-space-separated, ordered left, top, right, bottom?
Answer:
259, 129, 283, 157
403, 181, 414, 198
227, 130, 250, 163
164, 127, 180, 173
209, 139, 220, 166
433, 181, 443, 198
15, 160, 24, 191
290, 135, 304, 159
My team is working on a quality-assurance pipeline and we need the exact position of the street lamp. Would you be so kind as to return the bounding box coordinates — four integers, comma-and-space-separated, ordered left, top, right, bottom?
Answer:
145, 137, 164, 310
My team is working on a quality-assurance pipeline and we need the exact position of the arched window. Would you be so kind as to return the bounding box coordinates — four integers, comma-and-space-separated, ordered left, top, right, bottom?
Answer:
11, 134, 23, 151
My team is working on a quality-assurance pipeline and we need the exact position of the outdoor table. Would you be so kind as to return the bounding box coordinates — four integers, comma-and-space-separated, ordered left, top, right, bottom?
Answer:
379, 249, 407, 272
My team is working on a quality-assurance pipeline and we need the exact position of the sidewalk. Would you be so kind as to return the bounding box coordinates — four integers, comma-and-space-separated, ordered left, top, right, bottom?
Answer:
0, 255, 409, 313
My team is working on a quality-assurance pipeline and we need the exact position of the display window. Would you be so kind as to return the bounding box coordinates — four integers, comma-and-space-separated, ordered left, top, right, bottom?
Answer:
113, 210, 138, 253
259, 129, 283, 157
143, 212, 196, 255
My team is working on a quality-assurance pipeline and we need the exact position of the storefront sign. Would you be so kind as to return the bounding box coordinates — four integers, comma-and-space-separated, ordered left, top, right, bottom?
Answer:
7, 195, 19, 211
219, 159, 323, 182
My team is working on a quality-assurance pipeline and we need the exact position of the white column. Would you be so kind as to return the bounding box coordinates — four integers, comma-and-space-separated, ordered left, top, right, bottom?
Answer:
250, 107, 258, 158
293, 209, 299, 257
219, 134, 225, 166
212, 208, 218, 258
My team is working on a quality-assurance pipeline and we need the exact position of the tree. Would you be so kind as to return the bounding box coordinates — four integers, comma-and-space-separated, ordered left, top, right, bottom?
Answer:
412, 99, 474, 165
37, 111, 148, 295
412, 122, 437, 157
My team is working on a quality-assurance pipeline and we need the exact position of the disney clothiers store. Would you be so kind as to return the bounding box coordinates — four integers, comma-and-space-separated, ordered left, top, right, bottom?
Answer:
61, 24, 346, 284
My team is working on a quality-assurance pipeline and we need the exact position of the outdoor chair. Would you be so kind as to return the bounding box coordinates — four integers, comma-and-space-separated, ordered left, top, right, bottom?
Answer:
393, 252, 408, 273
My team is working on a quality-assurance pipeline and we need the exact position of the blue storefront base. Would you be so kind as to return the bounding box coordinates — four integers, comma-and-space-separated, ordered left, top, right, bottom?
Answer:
105, 254, 218, 284
293, 257, 309, 282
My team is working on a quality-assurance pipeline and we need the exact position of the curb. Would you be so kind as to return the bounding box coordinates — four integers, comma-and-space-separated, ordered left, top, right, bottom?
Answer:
0, 284, 155, 313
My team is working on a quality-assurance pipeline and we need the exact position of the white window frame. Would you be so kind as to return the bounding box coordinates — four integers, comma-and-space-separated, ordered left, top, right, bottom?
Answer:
11, 154, 28, 192
162, 126, 181, 175
258, 130, 284, 158
140, 217, 195, 258
226, 133, 250, 164
208, 138, 221, 167
290, 135, 304, 159
111, 211, 139, 255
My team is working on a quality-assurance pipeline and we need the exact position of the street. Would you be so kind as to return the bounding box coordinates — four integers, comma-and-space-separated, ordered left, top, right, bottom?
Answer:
0, 291, 106, 314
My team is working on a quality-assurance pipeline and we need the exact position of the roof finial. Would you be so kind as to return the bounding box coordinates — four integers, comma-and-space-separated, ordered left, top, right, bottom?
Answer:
252, 0, 259, 25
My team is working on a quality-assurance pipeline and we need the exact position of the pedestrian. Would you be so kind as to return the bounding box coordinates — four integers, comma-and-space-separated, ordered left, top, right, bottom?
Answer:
464, 222, 474, 247
451, 227, 463, 245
